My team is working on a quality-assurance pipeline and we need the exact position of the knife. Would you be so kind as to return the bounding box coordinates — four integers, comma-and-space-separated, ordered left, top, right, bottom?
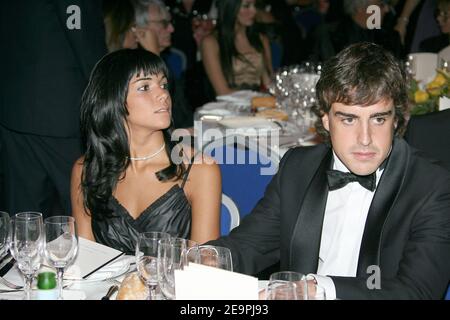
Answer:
101, 285, 119, 300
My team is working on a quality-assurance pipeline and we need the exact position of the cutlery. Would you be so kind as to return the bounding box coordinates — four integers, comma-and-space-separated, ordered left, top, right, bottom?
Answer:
101, 285, 118, 300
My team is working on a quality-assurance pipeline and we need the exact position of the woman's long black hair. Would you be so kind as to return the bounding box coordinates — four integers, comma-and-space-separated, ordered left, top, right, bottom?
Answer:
80, 48, 186, 219
216, 0, 264, 87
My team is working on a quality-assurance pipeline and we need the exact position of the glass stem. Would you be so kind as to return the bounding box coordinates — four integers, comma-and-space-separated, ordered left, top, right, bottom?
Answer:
148, 284, 156, 300
24, 274, 33, 300
56, 267, 64, 300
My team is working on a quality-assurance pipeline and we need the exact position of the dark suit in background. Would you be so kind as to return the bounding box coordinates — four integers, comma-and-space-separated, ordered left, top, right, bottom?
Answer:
0, 0, 107, 217
404, 109, 450, 172
209, 138, 450, 299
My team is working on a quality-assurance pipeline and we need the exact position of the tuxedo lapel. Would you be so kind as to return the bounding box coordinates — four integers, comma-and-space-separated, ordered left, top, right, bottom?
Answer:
289, 149, 332, 274
356, 138, 409, 276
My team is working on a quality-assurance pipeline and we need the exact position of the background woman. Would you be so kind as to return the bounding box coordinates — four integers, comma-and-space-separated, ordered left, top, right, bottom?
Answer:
71, 49, 221, 254
201, 0, 273, 96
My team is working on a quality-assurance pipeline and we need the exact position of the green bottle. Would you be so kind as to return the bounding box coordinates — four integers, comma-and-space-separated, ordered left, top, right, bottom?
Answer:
36, 272, 57, 300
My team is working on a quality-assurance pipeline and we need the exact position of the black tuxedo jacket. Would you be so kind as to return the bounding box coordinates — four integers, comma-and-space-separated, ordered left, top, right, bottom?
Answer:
210, 138, 450, 299
404, 109, 450, 172
0, 0, 106, 138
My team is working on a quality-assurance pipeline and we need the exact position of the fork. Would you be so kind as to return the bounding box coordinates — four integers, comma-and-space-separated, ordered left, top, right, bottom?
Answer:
0, 276, 23, 290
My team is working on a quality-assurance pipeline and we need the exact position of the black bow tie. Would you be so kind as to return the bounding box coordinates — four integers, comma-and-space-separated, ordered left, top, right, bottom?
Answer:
326, 170, 376, 192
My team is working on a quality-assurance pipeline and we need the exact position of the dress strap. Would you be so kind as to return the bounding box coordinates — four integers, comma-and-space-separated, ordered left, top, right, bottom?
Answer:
180, 153, 197, 189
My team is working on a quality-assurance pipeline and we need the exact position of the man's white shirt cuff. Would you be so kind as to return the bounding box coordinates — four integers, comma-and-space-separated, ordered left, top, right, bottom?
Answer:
307, 274, 337, 300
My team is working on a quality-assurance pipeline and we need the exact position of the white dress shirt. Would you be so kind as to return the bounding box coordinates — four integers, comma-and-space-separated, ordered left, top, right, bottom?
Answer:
308, 152, 384, 300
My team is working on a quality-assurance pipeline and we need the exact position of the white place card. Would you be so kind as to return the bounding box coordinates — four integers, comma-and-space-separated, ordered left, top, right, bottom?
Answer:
175, 263, 259, 300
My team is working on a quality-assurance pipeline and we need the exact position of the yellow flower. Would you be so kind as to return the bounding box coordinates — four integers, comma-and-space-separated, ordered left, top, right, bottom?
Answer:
414, 90, 429, 103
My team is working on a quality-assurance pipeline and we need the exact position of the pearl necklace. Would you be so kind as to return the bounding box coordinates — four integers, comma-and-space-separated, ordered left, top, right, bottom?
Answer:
128, 143, 165, 161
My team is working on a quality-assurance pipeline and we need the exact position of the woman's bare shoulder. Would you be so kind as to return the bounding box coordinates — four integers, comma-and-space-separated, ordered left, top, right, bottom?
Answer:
71, 156, 85, 180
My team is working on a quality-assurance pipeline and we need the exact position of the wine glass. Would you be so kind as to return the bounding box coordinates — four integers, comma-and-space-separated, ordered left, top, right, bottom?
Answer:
43, 216, 78, 300
269, 271, 308, 300
157, 237, 199, 300
198, 245, 233, 271
9, 212, 44, 300
0, 211, 10, 260
135, 231, 171, 300
265, 280, 299, 300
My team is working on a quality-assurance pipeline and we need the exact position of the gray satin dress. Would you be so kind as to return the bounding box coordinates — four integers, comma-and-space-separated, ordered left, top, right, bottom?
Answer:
91, 165, 193, 255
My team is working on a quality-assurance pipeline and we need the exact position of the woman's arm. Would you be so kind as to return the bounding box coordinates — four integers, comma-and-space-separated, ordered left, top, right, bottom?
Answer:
260, 34, 273, 88
70, 158, 96, 241
394, 0, 421, 44
184, 154, 222, 244
201, 35, 234, 96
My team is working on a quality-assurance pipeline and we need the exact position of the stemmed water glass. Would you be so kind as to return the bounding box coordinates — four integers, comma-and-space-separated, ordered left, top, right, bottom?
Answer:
157, 237, 199, 300
43, 216, 78, 300
135, 231, 171, 300
9, 212, 44, 300
0, 211, 10, 260
198, 245, 233, 271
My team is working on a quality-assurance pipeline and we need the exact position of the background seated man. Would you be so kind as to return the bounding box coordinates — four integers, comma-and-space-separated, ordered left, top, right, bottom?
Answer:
404, 109, 450, 172
208, 42, 450, 300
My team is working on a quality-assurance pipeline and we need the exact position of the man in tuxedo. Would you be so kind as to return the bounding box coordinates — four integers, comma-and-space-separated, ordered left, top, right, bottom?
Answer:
0, 1, 107, 217
208, 42, 450, 299
404, 109, 450, 172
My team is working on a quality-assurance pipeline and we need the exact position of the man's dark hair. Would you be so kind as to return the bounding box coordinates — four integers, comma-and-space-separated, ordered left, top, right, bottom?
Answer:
313, 42, 409, 141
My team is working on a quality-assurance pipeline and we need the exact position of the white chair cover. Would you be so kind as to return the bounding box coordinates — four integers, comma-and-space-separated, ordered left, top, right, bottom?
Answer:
438, 45, 450, 65
408, 52, 438, 83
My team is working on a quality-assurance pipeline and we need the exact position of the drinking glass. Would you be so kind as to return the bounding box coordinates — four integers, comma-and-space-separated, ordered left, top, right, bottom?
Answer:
265, 280, 299, 300
0, 211, 10, 260
43, 216, 78, 300
157, 237, 199, 300
135, 231, 170, 300
9, 212, 44, 300
198, 245, 233, 271
309, 284, 326, 300
269, 271, 308, 300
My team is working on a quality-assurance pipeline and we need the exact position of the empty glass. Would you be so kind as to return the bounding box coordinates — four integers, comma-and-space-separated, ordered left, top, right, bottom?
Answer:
265, 280, 299, 300
269, 271, 308, 300
0, 211, 10, 260
157, 238, 199, 300
43, 216, 78, 300
135, 231, 171, 300
198, 245, 233, 271
9, 212, 44, 300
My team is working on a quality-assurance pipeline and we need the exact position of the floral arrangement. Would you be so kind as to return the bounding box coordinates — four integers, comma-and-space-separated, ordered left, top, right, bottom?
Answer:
409, 69, 450, 115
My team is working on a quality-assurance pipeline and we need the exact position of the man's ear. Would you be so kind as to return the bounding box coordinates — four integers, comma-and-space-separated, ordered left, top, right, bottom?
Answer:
322, 113, 330, 132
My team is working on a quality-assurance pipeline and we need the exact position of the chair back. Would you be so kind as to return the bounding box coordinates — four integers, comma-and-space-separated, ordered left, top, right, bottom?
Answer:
204, 135, 280, 220
220, 193, 240, 235
408, 53, 438, 83
270, 41, 283, 71
164, 48, 187, 80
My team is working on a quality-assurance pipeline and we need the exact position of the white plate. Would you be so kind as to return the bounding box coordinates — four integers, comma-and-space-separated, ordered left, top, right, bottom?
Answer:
217, 90, 268, 106
66, 256, 133, 283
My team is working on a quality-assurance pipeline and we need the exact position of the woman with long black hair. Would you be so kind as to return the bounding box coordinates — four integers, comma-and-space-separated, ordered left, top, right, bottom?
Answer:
201, 0, 273, 95
71, 49, 221, 254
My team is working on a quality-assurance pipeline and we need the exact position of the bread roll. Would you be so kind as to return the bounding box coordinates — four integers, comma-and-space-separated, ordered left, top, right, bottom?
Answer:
255, 109, 289, 121
116, 272, 148, 300
251, 96, 276, 109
